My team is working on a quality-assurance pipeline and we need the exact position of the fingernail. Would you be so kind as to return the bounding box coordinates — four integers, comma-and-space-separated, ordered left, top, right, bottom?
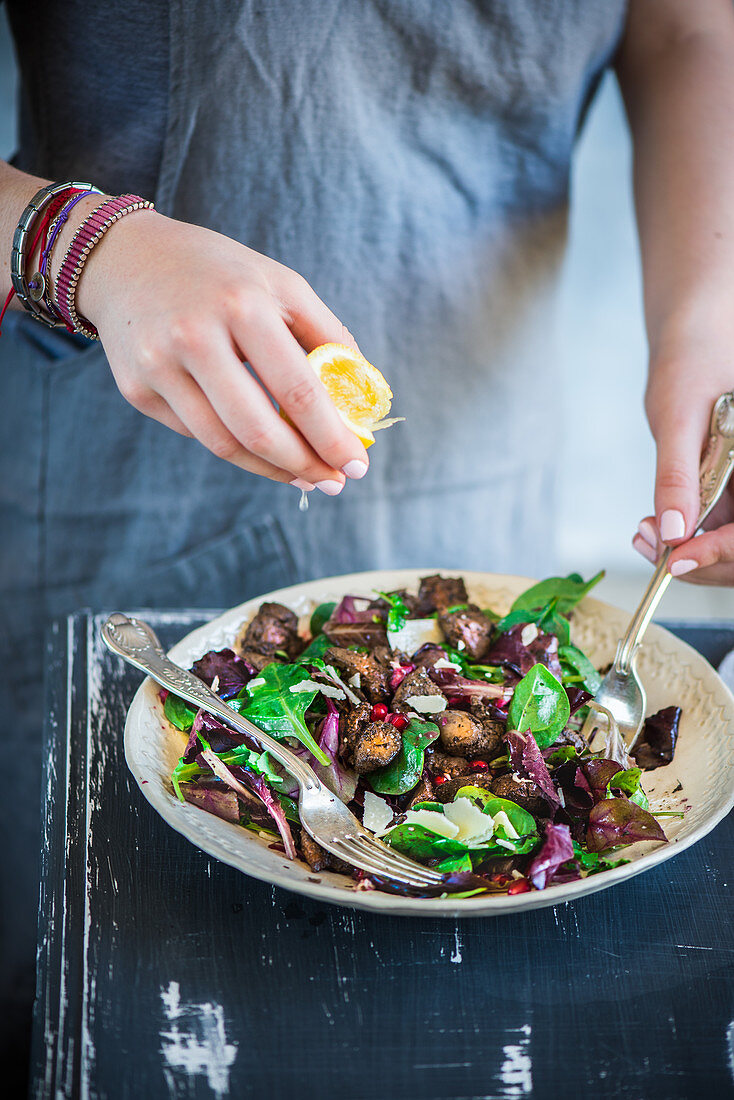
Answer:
342, 459, 368, 480
659, 509, 686, 542
633, 535, 657, 564
637, 519, 658, 548
315, 479, 344, 496
670, 558, 698, 577
290, 478, 315, 491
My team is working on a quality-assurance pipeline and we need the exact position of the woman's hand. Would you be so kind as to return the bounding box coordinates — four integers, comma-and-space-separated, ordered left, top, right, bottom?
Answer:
633, 334, 734, 584
71, 203, 370, 494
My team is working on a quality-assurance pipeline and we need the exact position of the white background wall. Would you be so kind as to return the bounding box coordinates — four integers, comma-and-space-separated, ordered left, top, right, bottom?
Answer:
0, 12, 729, 618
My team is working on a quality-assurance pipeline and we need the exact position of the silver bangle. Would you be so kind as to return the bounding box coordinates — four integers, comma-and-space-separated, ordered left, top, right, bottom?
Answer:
10, 180, 103, 329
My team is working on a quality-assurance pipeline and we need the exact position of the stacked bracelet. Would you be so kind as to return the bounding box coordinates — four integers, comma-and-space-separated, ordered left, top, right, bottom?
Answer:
9, 181, 102, 329
54, 194, 155, 339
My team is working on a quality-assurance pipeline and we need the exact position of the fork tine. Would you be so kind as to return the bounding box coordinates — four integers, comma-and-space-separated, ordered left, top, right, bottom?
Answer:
330, 839, 427, 886
333, 837, 441, 887
355, 833, 444, 883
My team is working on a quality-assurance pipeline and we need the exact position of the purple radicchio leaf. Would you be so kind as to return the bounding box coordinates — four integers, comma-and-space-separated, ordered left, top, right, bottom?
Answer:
364, 870, 495, 898
428, 666, 506, 701
586, 798, 667, 853
191, 648, 255, 699
526, 822, 574, 890
484, 626, 562, 682
330, 595, 382, 624
577, 759, 625, 804
179, 782, 240, 824
315, 700, 358, 802
506, 729, 561, 811
632, 706, 681, 770
565, 686, 593, 715
182, 709, 256, 764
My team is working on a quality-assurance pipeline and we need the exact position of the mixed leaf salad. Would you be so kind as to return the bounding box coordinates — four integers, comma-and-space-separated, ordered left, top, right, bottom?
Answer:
163, 573, 682, 898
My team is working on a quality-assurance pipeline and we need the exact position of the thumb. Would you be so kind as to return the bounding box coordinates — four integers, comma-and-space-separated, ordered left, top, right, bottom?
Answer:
650, 402, 708, 546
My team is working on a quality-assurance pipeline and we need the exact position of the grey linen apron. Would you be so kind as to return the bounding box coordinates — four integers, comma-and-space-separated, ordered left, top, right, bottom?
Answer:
0, 0, 626, 1074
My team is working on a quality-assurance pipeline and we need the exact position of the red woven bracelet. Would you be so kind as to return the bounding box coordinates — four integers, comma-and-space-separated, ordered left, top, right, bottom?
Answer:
54, 193, 155, 339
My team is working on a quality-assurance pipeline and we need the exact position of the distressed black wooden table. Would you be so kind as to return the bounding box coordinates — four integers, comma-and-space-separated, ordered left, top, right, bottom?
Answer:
31, 612, 734, 1100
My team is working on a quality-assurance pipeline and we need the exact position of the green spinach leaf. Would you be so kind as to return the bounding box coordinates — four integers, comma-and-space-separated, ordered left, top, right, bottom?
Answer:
558, 643, 602, 694
507, 663, 571, 748
368, 718, 440, 795
510, 571, 604, 616
236, 662, 329, 764
607, 766, 649, 809
309, 601, 336, 637
164, 693, 197, 732
295, 633, 332, 664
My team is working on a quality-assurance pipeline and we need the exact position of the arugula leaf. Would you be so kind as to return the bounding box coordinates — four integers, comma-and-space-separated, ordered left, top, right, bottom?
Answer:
571, 842, 627, 875
607, 766, 649, 809
235, 662, 329, 765
309, 601, 336, 637
558, 643, 602, 694
507, 663, 571, 748
377, 590, 411, 633
368, 718, 440, 795
510, 571, 605, 616
164, 693, 197, 732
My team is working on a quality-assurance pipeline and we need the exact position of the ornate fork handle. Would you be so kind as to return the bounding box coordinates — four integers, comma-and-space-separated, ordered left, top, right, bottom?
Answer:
101, 613, 319, 790
616, 390, 734, 674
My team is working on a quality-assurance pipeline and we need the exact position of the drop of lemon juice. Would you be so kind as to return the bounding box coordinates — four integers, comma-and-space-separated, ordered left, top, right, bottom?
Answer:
298, 489, 309, 512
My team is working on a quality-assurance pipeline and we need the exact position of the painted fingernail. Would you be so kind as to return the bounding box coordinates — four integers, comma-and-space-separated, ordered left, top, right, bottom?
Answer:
342, 459, 368, 480
315, 479, 344, 496
633, 535, 657, 564
290, 478, 315, 491
659, 509, 686, 542
670, 558, 698, 577
637, 518, 658, 548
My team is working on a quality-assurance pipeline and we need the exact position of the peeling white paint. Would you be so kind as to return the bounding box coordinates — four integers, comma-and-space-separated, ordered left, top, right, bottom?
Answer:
500, 1024, 532, 1096
450, 927, 463, 964
727, 1020, 734, 1082
160, 981, 237, 1098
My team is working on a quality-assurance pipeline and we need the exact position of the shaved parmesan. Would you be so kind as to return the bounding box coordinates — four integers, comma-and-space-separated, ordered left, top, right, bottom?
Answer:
443, 797, 495, 847
348, 673, 361, 689
520, 623, 539, 647
433, 657, 462, 671
399, 809, 460, 840
289, 680, 345, 700
388, 617, 443, 653
362, 791, 395, 834
492, 810, 519, 840
322, 665, 361, 706
248, 677, 266, 691
405, 694, 447, 715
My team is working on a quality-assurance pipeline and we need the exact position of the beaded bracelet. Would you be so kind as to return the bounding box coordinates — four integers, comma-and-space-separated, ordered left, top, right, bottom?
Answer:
54, 194, 155, 339
9, 181, 102, 328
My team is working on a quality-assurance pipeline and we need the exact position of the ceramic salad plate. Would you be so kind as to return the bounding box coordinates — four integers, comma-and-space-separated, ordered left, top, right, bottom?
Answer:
123, 569, 734, 917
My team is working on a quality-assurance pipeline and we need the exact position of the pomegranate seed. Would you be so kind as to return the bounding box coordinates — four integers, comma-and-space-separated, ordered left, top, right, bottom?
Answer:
371, 703, 389, 721
389, 713, 408, 731
433, 774, 448, 786
507, 878, 531, 895
400, 660, 416, 672
390, 668, 407, 690
469, 760, 488, 772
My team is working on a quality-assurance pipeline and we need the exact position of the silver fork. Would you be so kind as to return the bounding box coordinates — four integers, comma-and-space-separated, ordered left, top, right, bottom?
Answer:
581, 390, 734, 749
102, 613, 444, 889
